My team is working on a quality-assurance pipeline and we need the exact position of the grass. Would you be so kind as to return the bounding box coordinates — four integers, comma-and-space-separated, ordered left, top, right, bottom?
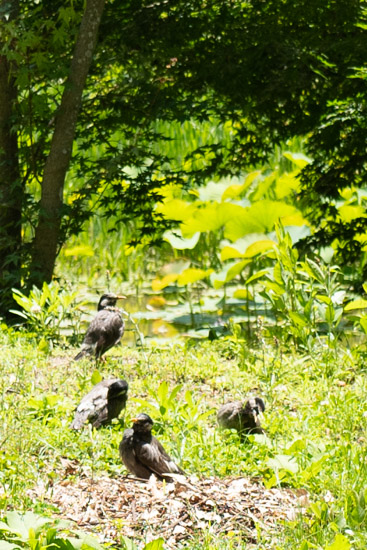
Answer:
1, 322, 367, 549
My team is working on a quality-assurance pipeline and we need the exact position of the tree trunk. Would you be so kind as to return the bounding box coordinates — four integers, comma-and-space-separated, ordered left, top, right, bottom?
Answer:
0, 0, 21, 315
30, 0, 105, 286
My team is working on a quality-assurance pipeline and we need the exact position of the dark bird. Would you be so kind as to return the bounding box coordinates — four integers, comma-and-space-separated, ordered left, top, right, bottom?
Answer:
217, 397, 265, 434
70, 378, 129, 430
119, 413, 185, 481
74, 293, 126, 361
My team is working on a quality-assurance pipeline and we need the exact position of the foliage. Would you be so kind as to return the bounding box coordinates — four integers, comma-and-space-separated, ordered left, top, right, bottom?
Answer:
1, 0, 367, 312
0, 511, 103, 550
10, 282, 80, 349
1, 318, 367, 547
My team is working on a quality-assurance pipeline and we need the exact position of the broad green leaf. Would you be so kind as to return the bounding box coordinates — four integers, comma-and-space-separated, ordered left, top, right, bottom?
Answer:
287, 439, 306, 453
300, 456, 327, 482
91, 370, 102, 385
224, 201, 302, 241
245, 269, 270, 285
282, 213, 307, 226
221, 182, 247, 200
250, 172, 276, 201
5, 512, 51, 541
264, 280, 285, 295
316, 295, 332, 306
177, 268, 213, 286
182, 203, 245, 237
143, 538, 165, 550
274, 172, 300, 198
289, 311, 308, 327
283, 151, 312, 168
267, 454, 299, 474
244, 240, 276, 257
63, 245, 94, 257
164, 230, 200, 250
344, 299, 367, 311
220, 234, 271, 261
233, 288, 253, 300
338, 204, 366, 223
325, 533, 351, 550
151, 274, 178, 292
220, 245, 245, 261
196, 180, 230, 201
210, 260, 249, 288
243, 170, 262, 189
155, 199, 196, 222
359, 316, 367, 334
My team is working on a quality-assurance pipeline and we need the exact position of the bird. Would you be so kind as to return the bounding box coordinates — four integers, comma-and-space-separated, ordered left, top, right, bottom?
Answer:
217, 397, 265, 434
119, 413, 185, 481
70, 378, 129, 430
74, 293, 126, 360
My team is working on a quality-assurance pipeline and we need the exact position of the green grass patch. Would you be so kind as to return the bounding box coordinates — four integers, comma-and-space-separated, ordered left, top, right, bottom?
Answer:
1, 326, 367, 548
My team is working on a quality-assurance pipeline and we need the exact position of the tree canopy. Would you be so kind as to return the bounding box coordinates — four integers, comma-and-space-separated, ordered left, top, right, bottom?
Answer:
1, 0, 367, 315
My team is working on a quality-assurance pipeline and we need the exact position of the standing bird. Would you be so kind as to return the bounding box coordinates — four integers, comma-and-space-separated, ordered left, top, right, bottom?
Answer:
70, 378, 129, 430
119, 413, 185, 481
217, 397, 265, 434
74, 293, 126, 361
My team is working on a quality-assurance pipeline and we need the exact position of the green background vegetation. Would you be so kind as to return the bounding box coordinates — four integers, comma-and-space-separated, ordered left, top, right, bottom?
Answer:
2, 0, 367, 549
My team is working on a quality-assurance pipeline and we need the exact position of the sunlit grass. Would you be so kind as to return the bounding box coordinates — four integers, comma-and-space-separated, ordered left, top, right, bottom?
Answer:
1, 324, 367, 547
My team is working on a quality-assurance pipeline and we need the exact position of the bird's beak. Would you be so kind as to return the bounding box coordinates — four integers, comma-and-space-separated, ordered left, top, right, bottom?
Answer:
117, 295, 127, 300
131, 417, 138, 423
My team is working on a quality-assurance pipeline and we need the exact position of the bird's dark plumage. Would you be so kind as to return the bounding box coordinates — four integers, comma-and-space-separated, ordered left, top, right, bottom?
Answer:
74, 293, 126, 361
70, 378, 128, 430
217, 397, 265, 434
119, 413, 185, 481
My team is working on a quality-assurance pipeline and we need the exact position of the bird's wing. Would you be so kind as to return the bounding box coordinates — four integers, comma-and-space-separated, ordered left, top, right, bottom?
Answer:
71, 382, 110, 428
136, 437, 184, 477
86, 310, 123, 340
218, 401, 243, 421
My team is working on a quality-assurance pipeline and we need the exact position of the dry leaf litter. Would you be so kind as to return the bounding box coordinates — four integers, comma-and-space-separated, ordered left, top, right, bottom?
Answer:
31, 459, 309, 548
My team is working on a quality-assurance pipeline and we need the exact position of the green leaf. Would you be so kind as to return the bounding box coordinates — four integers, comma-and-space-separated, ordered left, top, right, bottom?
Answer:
182, 203, 245, 237
156, 199, 196, 222
177, 268, 213, 286
325, 533, 351, 550
344, 299, 367, 311
359, 316, 367, 334
151, 274, 178, 292
91, 370, 102, 385
143, 539, 165, 550
244, 239, 276, 257
283, 151, 312, 168
224, 200, 303, 241
210, 260, 249, 288
267, 454, 299, 474
245, 268, 270, 285
164, 230, 200, 250
63, 245, 94, 257
233, 288, 253, 300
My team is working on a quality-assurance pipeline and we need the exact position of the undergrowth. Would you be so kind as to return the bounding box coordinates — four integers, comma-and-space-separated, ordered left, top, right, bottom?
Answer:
1, 324, 367, 549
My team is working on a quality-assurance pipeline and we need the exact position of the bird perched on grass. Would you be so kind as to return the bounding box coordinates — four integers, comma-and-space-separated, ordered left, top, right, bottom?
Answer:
119, 413, 185, 481
217, 397, 265, 434
70, 378, 129, 430
74, 293, 126, 361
